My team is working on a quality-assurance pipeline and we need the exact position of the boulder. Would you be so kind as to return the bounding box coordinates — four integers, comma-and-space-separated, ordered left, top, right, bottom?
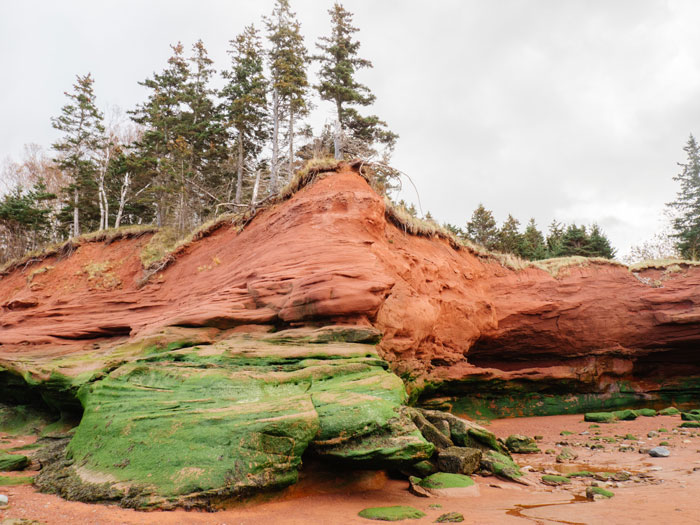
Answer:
505, 435, 540, 454
649, 447, 670, 457
0, 452, 28, 472
437, 447, 482, 475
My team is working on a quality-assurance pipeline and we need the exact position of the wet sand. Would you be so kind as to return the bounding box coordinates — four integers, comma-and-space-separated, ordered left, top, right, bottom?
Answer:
1, 413, 699, 524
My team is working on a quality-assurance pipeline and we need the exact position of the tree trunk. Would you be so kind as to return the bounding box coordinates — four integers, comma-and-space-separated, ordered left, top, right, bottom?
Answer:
288, 109, 295, 178
73, 186, 80, 237
235, 135, 243, 205
114, 172, 130, 228
251, 169, 261, 205
270, 89, 279, 193
334, 101, 342, 160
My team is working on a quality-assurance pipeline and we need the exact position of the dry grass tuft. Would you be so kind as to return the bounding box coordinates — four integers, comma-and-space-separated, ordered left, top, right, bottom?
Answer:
627, 258, 700, 272
0, 224, 157, 278
528, 256, 625, 278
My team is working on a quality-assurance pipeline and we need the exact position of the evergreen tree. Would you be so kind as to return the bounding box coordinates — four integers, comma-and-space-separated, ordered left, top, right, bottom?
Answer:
314, 2, 397, 158
587, 224, 616, 259
443, 223, 465, 238
0, 181, 55, 262
466, 204, 498, 250
667, 134, 700, 259
518, 218, 547, 260
130, 43, 191, 227
546, 220, 565, 257
265, 0, 310, 190
222, 25, 269, 205
496, 214, 522, 254
559, 224, 590, 256
51, 73, 105, 236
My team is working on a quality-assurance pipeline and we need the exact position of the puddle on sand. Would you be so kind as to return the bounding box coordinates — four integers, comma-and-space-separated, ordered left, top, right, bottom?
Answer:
506, 494, 590, 525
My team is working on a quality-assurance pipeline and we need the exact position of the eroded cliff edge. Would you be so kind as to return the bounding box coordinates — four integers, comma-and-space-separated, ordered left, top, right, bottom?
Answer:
1, 163, 699, 505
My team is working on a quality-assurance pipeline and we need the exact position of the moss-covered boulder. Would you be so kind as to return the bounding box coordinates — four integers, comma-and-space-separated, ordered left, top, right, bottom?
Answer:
505, 434, 540, 454
358, 506, 426, 521
635, 408, 657, 417
24, 330, 433, 508
586, 486, 614, 499
680, 421, 700, 428
658, 407, 680, 416
584, 412, 616, 423
541, 475, 570, 486
0, 451, 29, 471
681, 412, 700, 422
612, 409, 638, 421
436, 512, 464, 523
419, 409, 510, 456
480, 450, 525, 483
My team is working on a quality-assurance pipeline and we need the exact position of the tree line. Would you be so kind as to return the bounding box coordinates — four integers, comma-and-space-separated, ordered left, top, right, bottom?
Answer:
398, 200, 617, 260
0, 1, 397, 264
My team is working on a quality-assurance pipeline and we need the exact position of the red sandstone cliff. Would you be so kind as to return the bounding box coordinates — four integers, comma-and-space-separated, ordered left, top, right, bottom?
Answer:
2, 164, 700, 401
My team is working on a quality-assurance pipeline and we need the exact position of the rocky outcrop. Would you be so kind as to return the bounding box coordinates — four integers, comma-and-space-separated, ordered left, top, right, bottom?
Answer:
2, 163, 700, 505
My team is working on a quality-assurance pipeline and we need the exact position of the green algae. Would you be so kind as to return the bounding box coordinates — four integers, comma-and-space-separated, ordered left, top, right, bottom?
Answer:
587, 486, 614, 499
358, 506, 426, 521
481, 450, 523, 481
24, 333, 432, 508
659, 407, 680, 416
541, 475, 570, 485
0, 475, 34, 486
0, 451, 29, 471
679, 421, 700, 428
418, 472, 474, 489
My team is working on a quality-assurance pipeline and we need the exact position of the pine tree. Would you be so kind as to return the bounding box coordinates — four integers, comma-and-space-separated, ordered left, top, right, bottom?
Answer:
496, 214, 522, 254
559, 224, 590, 256
222, 25, 269, 205
265, 0, 310, 191
51, 73, 105, 236
130, 43, 191, 227
667, 134, 700, 259
0, 181, 55, 262
466, 204, 498, 250
518, 218, 547, 260
546, 220, 565, 257
314, 2, 397, 158
588, 224, 616, 259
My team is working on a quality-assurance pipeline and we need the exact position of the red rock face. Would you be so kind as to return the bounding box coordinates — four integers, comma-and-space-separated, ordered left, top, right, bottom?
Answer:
2, 164, 700, 410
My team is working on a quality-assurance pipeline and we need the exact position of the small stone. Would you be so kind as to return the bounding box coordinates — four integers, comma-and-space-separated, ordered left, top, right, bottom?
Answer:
580, 431, 590, 435
435, 512, 464, 523
506, 435, 541, 454
437, 447, 482, 475
556, 447, 578, 463
0, 494, 7, 505
586, 486, 614, 499
647, 431, 659, 438
649, 446, 670, 457
648, 466, 663, 471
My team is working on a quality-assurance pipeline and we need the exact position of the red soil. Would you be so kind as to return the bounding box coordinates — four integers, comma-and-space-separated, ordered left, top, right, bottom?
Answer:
2, 413, 699, 524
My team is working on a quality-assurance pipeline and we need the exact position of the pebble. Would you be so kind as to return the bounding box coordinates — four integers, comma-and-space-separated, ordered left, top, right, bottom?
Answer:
0, 494, 7, 504
648, 467, 663, 471
649, 446, 670, 457
648, 431, 659, 438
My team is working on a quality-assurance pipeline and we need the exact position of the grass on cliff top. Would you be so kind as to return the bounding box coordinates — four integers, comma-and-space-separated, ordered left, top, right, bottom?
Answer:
628, 258, 700, 272
0, 224, 157, 277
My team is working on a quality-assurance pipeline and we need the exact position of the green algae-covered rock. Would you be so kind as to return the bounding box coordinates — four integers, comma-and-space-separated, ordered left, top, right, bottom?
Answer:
480, 450, 523, 482
31, 332, 433, 508
681, 412, 700, 421
679, 421, 700, 428
658, 407, 680, 416
418, 472, 475, 489
419, 409, 510, 456
612, 409, 638, 421
586, 486, 614, 499
358, 506, 426, 521
505, 434, 540, 454
0, 451, 29, 471
635, 408, 657, 417
541, 475, 570, 486
584, 412, 616, 423
436, 512, 465, 522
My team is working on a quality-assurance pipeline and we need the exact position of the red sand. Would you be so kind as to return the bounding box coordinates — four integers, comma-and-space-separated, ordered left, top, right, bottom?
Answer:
2, 413, 699, 524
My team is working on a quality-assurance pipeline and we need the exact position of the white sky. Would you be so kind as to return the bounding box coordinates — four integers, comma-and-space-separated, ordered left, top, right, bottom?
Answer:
2, 0, 700, 256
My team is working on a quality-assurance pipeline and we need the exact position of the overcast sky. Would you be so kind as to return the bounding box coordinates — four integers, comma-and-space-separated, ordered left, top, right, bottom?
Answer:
2, 0, 700, 256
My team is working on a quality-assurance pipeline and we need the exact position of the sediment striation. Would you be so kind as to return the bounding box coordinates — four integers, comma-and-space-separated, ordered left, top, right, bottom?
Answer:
2, 163, 700, 506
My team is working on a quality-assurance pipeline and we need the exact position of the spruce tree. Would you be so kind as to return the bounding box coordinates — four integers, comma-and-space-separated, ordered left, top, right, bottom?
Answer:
130, 43, 191, 227
496, 214, 522, 254
265, 0, 310, 190
667, 134, 700, 259
559, 224, 590, 256
546, 220, 565, 257
518, 218, 547, 260
466, 204, 498, 250
314, 2, 397, 158
221, 25, 269, 205
587, 224, 616, 259
51, 73, 105, 236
